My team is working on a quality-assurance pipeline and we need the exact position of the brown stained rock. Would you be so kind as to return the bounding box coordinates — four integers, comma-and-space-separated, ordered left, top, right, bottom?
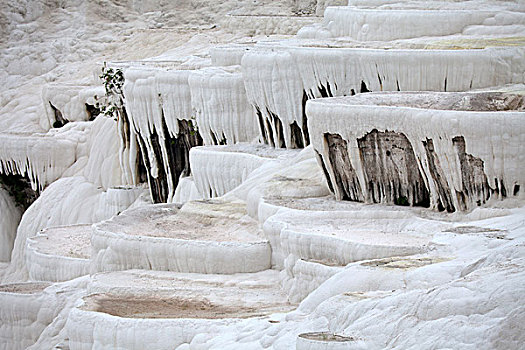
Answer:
298, 332, 355, 342
324, 133, 363, 201
452, 136, 492, 210
357, 129, 429, 207
0, 173, 38, 210
301, 90, 310, 147
423, 138, 456, 212
81, 293, 289, 319
165, 118, 203, 183
255, 91, 311, 149
0, 282, 50, 294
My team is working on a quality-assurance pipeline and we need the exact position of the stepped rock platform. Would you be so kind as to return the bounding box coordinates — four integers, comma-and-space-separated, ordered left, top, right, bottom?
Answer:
189, 66, 259, 145
210, 43, 256, 66
242, 39, 524, 150
298, 7, 521, 40
0, 282, 52, 349
0, 132, 77, 191
67, 269, 293, 350
221, 14, 319, 36
265, 207, 439, 268
91, 200, 271, 274
26, 224, 91, 282
190, 143, 297, 199
307, 91, 525, 212
1, 0, 524, 348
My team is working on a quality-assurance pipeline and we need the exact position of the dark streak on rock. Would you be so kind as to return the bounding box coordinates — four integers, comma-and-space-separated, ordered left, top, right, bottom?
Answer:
264, 116, 275, 148
314, 150, 334, 193
85, 104, 100, 121
324, 133, 363, 201
302, 91, 310, 147
49, 102, 69, 128
135, 114, 202, 204
164, 118, 203, 200
290, 121, 304, 149
357, 130, 429, 207
270, 112, 286, 148
423, 138, 455, 212
360, 81, 370, 93
0, 173, 38, 210
255, 106, 268, 145
452, 136, 492, 209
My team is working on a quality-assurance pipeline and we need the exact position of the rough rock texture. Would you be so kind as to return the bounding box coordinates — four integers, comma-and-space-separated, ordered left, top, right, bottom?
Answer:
91, 201, 271, 274
324, 133, 362, 201
0, 0, 524, 349
357, 129, 430, 207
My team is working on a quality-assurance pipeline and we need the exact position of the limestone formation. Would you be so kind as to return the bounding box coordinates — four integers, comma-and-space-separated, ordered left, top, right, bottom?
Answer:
0, 0, 523, 349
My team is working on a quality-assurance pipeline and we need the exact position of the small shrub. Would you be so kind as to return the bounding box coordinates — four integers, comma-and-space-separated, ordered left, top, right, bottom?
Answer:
95, 62, 125, 121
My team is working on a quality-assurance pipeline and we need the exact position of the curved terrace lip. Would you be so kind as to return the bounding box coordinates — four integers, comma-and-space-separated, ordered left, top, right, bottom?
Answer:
78, 293, 293, 320
252, 43, 508, 52
27, 224, 92, 259
252, 37, 525, 50
326, 7, 501, 13
93, 227, 268, 245
105, 59, 209, 71
323, 43, 520, 51
298, 331, 356, 342
306, 92, 525, 114
0, 282, 51, 295
93, 205, 264, 243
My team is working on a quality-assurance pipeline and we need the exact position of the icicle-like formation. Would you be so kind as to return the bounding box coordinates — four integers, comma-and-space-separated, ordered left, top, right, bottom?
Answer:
74, 116, 130, 190
2, 115, 141, 281
242, 49, 305, 148
210, 44, 255, 67
189, 66, 259, 146
0, 116, 124, 192
0, 132, 77, 191
42, 84, 104, 127
0, 186, 22, 261
307, 92, 525, 211
123, 67, 203, 202
292, 45, 524, 95
242, 43, 524, 149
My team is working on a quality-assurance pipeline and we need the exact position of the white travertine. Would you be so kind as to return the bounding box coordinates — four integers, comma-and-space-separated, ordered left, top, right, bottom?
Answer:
91, 201, 271, 274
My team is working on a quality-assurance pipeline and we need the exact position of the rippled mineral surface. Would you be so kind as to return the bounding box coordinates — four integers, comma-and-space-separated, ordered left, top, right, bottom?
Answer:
0, 0, 524, 349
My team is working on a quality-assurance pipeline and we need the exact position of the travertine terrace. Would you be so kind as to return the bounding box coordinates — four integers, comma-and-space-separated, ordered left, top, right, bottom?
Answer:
0, 0, 524, 349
